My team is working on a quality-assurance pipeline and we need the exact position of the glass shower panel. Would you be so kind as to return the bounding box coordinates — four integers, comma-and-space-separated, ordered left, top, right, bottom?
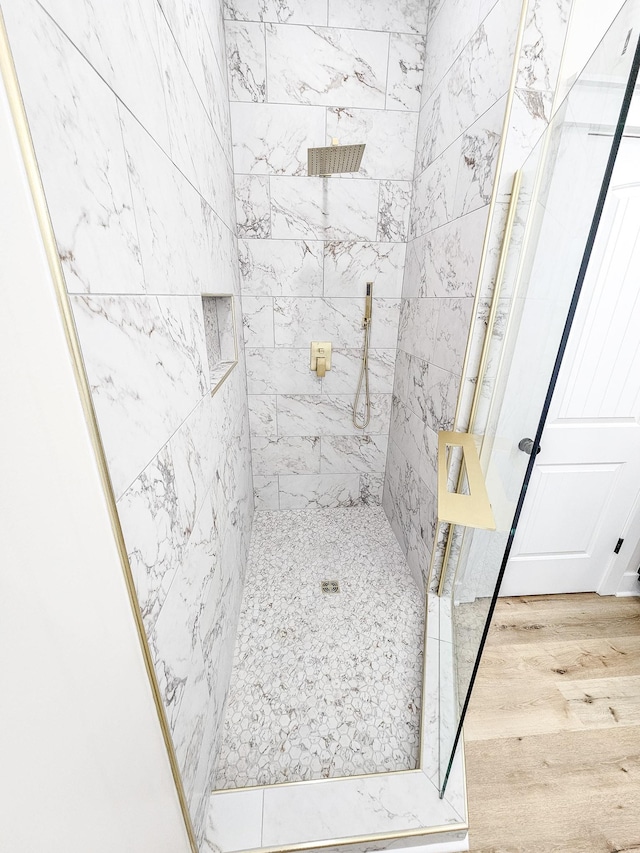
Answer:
439, 0, 640, 794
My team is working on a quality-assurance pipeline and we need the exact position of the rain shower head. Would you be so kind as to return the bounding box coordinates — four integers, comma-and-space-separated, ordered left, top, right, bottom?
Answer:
307, 141, 366, 176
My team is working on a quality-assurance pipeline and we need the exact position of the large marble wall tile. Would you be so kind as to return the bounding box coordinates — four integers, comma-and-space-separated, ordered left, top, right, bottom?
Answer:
248, 395, 278, 436
5, 1, 144, 296
433, 297, 474, 374
246, 347, 318, 394
279, 473, 361, 508
320, 435, 388, 474
404, 207, 488, 299
121, 108, 213, 295
72, 295, 208, 498
241, 296, 274, 346
117, 444, 187, 631
158, 16, 232, 218
326, 109, 418, 181
273, 297, 400, 349
386, 34, 425, 111
360, 472, 384, 505
422, 0, 484, 99
327, 0, 428, 34
516, 0, 572, 93
389, 396, 426, 483
231, 102, 325, 175
35, 0, 170, 148
270, 177, 379, 240
203, 206, 240, 294
158, 0, 231, 153
166, 639, 211, 808
453, 96, 505, 218
392, 349, 428, 419
150, 496, 218, 731
277, 394, 391, 436
226, 20, 266, 102
410, 141, 461, 239
324, 242, 406, 298
169, 395, 216, 539
322, 349, 396, 395
236, 175, 271, 237
254, 475, 280, 509
239, 239, 323, 296
423, 363, 458, 433
224, 0, 328, 25
252, 435, 321, 475
397, 298, 439, 364
265, 25, 388, 108
378, 181, 412, 242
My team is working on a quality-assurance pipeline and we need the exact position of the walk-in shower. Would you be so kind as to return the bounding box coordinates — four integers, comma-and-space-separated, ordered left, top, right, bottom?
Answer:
5, 0, 640, 850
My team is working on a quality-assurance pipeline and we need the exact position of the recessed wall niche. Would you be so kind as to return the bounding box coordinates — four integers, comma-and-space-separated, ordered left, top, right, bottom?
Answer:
202, 294, 237, 394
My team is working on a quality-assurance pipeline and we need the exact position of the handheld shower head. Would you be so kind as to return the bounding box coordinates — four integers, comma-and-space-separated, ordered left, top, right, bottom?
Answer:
364, 281, 373, 322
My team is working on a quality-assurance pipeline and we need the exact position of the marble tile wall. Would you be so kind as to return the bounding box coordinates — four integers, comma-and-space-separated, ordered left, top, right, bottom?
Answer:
384, 0, 573, 595
383, 0, 523, 591
4, 0, 253, 843
224, 0, 427, 509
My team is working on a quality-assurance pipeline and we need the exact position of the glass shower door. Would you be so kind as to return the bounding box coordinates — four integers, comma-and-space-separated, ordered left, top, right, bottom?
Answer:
439, 0, 640, 794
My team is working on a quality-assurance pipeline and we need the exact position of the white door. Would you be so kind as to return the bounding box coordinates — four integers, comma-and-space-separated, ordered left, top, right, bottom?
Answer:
501, 146, 640, 597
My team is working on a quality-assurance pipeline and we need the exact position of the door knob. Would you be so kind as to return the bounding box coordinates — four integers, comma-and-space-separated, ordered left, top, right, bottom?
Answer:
518, 437, 541, 455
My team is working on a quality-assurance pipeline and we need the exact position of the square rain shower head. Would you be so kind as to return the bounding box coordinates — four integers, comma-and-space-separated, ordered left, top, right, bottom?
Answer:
307, 143, 366, 176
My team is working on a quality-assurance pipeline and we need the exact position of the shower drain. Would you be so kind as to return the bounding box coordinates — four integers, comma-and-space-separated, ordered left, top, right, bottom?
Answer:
321, 580, 340, 594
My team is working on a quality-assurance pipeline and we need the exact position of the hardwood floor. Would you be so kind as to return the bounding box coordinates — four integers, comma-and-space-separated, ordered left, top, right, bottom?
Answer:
464, 593, 640, 852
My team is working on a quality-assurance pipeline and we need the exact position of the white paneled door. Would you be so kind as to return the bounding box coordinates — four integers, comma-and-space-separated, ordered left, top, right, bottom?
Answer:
502, 147, 640, 596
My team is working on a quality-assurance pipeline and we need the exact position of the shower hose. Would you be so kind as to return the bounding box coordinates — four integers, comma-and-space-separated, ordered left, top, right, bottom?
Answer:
353, 317, 371, 430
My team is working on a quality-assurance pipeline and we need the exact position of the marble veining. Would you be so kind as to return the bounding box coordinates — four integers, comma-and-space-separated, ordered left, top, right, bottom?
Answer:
5, 0, 144, 296
386, 34, 425, 112
239, 238, 324, 296
71, 294, 209, 499
326, 108, 418, 182
265, 25, 389, 108
225, 21, 266, 102
231, 102, 325, 175
224, 0, 328, 25
214, 507, 424, 788
328, 0, 428, 35
323, 241, 406, 298
377, 181, 412, 242
270, 177, 380, 241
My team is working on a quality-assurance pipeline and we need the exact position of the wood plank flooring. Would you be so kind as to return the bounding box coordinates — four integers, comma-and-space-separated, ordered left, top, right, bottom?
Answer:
465, 593, 640, 852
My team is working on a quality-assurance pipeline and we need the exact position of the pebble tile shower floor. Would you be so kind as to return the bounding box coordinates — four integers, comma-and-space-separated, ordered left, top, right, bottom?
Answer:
213, 507, 424, 789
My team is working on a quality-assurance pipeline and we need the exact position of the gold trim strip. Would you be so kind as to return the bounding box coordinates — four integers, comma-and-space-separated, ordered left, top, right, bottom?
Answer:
232, 821, 469, 853
0, 13, 198, 852
437, 432, 495, 530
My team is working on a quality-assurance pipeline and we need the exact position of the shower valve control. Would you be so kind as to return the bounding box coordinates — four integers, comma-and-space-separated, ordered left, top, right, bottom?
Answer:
310, 341, 332, 378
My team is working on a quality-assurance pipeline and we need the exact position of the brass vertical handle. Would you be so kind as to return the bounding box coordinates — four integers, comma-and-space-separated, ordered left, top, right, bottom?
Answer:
316, 356, 326, 378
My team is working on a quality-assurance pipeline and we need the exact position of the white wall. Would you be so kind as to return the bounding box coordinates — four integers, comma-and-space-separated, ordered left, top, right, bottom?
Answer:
0, 47, 192, 853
